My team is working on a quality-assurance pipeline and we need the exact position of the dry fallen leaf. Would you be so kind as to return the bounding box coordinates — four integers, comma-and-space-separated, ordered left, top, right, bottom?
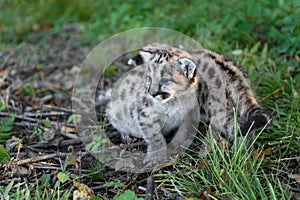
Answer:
197, 159, 206, 170
60, 125, 77, 133
199, 188, 211, 200
73, 181, 94, 200
263, 146, 273, 155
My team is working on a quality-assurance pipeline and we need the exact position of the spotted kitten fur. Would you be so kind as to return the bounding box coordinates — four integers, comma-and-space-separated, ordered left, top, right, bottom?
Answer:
106, 50, 199, 166
128, 43, 270, 141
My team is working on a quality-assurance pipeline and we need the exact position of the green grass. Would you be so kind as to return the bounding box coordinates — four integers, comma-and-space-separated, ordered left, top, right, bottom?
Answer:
0, 0, 299, 199
156, 122, 293, 199
1, 0, 300, 51
0, 179, 72, 200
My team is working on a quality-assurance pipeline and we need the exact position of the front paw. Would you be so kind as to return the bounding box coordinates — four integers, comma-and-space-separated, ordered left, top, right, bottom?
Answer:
143, 150, 167, 167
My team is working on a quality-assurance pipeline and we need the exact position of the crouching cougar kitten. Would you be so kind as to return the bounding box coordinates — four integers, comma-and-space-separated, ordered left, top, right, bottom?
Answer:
106, 50, 199, 166
128, 43, 271, 141
99, 43, 270, 167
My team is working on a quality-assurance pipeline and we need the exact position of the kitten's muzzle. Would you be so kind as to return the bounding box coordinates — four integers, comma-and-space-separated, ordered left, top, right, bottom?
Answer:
150, 89, 170, 100
148, 83, 170, 100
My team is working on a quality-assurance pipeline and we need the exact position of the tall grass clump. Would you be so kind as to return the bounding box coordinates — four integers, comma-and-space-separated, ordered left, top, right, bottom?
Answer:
157, 122, 292, 199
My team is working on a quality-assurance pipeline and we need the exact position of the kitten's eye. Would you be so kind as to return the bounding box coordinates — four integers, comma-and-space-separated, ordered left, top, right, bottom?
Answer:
160, 77, 170, 84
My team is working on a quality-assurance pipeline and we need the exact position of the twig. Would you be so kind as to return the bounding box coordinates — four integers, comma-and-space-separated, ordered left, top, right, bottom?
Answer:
13, 122, 40, 127
145, 176, 154, 200
31, 165, 61, 170
43, 105, 105, 116
15, 119, 76, 129
0, 112, 41, 123
42, 105, 74, 113
60, 132, 80, 139
14, 120, 103, 131
117, 174, 139, 196
1, 111, 70, 121
23, 111, 70, 118
59, 139, 82, 147
0, 177, 21, 185
32, 164, 89, 172
90, 185, 106, 191
279, 157, 300, 161
15, 152, 71, 165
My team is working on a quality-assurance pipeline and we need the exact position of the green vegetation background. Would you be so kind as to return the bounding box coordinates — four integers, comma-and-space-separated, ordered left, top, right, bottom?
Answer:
1, 0, 299, 53
0, 0, 299, 198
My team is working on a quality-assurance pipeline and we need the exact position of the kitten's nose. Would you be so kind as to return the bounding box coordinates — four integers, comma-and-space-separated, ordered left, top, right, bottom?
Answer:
149, 87, 159, 97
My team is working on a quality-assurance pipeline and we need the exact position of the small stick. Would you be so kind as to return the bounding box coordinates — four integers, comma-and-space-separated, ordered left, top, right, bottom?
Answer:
116, 175, 138, 196
13, 122, 40, 127
32, 164, 89, 172
145, 176, 154, 200
0, 177, 21, 185
43, 105, 104, 115
59, 139, 82, 147
15, 152, 70, 165
42, 105, 74, 113
0, 112, 40, 122
23, 111, 70, 118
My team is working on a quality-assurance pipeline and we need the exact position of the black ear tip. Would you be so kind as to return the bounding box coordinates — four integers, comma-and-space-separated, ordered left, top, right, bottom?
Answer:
129, 54, 144, 66
240, 111, 271, 135
253, 113, 270, 127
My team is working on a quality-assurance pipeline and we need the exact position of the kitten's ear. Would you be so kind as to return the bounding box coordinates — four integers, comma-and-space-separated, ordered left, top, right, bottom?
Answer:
139, 51, 152, 62
175, 58, 197, 80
